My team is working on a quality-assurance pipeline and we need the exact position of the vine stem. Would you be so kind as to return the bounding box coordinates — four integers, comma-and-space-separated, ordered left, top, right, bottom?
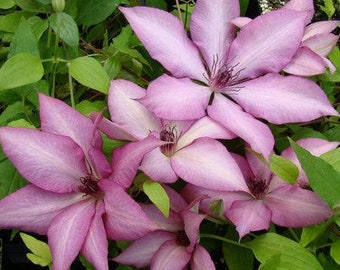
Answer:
200, 233, 252, 250
175, 0, 183, 24
67, 63, 75, 108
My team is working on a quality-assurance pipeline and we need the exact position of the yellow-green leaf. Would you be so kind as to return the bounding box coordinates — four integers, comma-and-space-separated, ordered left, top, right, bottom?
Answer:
143, 180, 170, 217
0, 53, 43, 91
69, 56, 110, 94
20, 233, 52, 267
269, 154, 299, 184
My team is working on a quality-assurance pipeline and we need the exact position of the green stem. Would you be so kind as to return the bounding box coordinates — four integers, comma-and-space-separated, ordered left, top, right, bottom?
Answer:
175, 0, 183, 24
67, 63, 75, 108
204, 215, 228, 225
200, 233, 252, 250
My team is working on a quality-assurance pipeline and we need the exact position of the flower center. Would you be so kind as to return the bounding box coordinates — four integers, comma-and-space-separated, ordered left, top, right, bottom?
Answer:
78, 174, 101, 197
206, 55, 244, 92
175, 230, 190, 247
247, 178, 269, 199
159, 124, 178, 157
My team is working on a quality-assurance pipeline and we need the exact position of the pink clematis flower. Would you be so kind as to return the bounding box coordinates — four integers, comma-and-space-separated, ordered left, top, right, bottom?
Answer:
114, 186, 215, 270
0, 94, 161, 270
120, 0, 338, 159
182, 141, 333, 239
95, 79, 248, 192
232, 0, 339, 75
283, 0, 339, 75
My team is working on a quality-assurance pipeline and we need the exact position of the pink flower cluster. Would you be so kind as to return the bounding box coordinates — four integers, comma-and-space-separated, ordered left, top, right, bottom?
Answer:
0, 0, 338, 269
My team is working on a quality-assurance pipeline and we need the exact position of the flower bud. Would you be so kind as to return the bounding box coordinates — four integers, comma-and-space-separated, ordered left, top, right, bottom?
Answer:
52, 0, 65, 13
333, 201, 340, 216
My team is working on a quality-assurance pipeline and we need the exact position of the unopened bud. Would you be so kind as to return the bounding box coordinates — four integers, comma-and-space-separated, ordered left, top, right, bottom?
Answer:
333, 201, 340, 216
209, 198, 225, 216
52, 0, 65, 13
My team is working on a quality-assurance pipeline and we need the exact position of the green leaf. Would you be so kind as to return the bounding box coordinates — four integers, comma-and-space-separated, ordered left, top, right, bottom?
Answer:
321, 148, 340, 172
289, 138, 340, 207
0, 102, 23, 125
69, 56, 110, 94
112, 26, 133, 48
330, 239, 340, 265
240, 0, 250, 15
259, 253, 281, 270
147, 0, 167, 10
299, 222, 329, 248
0, 53, 44, 91
14, 0, 52, 13
0, 0, 15, 9
143, 180, 170, 217
269, 154, 299, 184
7, 118, 36, 128
318, 0, 335, 19
8, 18, 40, 58
222, 228, 254, 270
20, 233, 52, 267
0, 154, 27, 199
329, 47, 340, 71
248, 232, 323, 270
79, 255, 95, 270
325, 126, 340, 141
77, 0, 117, 26
49, 12, 79, 51
104, 56, 122, 79
76, 100, 106, 115
27, 16, 49, 40
0, 12, 24, 33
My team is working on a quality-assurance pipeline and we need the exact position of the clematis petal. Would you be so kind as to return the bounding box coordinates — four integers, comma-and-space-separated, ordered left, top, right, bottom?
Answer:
208, 94, 274, 159
114, 231, 176, 268
150, 240, 191, 270
246, 151, 273, 183
303, 21, 339, 41
230, 153, 254, 181
233, 73, 339, 124
141, 74, 211, 120
283, 47, 326, 76
88, 146, 112, 179
230, 16, 252, 28
0, 185, 82, 234
176, 116, 236, 151
92, 113, 136, 141
279, 138, 339, 186
181, 209, 205, 253
141, 204, 183, 232
107, 80, 160, 139
0, 127, 86, 193
190, 0, 239, 69
323, 57, 337, 73
191, 244, 216, 270
283, 0, 314, 23
100, 180, 158, 241
39, 93, 102, 152
227, 199, 271, 239
119, 6, 206, 81
303, 33, 339, 57
228, 9, 306, 80
163, 185, 190, 213
110, 133, 165, 188
171, 137, 248, 191
81, 201, 108, 270
48, 199, 95, 270
266, 185, 332, 227
140, 148, 178, 183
